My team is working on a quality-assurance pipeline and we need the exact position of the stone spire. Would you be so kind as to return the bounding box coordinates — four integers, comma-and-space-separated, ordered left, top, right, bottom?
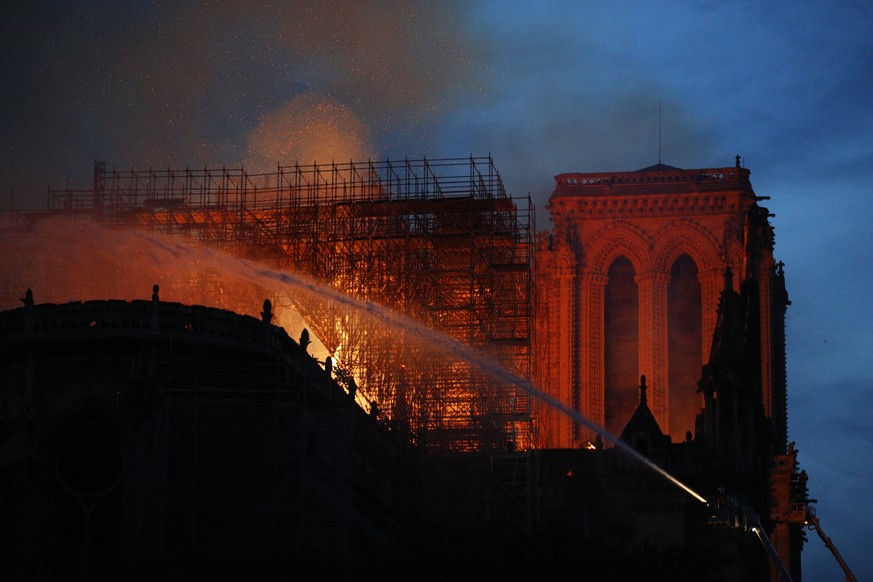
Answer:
619, 375, 671, 454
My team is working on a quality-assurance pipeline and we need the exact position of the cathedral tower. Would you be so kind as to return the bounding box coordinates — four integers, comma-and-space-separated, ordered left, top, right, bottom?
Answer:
535, 159, 788, 450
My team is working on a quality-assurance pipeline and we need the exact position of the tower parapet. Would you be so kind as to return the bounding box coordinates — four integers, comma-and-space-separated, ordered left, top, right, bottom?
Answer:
553, 165, 752, 197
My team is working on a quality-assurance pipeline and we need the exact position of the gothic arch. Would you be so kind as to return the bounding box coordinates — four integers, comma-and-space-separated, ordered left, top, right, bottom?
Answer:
652, 221, 723, 371
586, 221, 652, 276
724, 238, 745, 290
554, 239, 577, 273
41, 394, 118, 450
582, 222, 650, 437
652, 219, 721, 275
50, 399, 122, 495
49, 398, 123, 548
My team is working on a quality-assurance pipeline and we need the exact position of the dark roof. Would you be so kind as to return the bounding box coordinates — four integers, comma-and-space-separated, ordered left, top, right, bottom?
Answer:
634, 163, 682, 172
619, 399, 666, 443
619, 375, 669, 447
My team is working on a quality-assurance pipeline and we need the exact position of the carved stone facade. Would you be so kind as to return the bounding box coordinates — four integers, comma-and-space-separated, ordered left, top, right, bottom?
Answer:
535, 162, 786, 448
534, 160, 798, 578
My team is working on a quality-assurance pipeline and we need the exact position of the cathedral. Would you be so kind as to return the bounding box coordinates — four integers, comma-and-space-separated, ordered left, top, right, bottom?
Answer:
534, 157, 800, 579
535, 157, 787, 447
0, 155, 814, 580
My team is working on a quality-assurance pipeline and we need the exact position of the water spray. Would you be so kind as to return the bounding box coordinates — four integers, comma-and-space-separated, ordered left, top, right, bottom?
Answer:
226, 253, 710, 504
8, 220, 709, 505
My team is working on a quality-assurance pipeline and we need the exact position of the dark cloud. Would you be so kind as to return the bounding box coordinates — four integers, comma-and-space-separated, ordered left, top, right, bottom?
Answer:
1, 0, 482, 204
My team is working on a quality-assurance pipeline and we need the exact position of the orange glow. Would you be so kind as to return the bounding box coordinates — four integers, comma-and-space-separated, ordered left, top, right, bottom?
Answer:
245, 93, 374, 173
1, 217, 526, 452
1, 157, 534, 453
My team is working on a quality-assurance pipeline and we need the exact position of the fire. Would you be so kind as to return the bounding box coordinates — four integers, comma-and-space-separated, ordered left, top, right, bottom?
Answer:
2, 155, 534, 453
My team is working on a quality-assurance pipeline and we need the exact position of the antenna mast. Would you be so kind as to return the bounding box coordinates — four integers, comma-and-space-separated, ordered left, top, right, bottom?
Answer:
658, 101, 662, 164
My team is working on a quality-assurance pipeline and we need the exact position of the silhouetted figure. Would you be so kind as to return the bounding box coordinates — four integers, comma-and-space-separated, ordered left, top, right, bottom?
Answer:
299, 328, 311, 352
150, 285, 160, 332
348, 378, 357, 400
21, 289, 34, 334
261, 299, 273, 323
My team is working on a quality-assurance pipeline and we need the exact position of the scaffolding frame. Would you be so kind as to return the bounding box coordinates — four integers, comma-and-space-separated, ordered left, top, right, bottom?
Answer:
31, 157, 535, 452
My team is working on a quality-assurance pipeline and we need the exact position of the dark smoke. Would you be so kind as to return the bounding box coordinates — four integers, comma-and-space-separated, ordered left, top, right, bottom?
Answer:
0, 1, 482, 206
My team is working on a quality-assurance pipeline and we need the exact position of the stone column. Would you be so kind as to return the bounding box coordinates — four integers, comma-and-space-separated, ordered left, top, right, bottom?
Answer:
638, 271, 670, 428
757, 256, 776, 419
553, 259, 576, 447
580, 272, 607, 443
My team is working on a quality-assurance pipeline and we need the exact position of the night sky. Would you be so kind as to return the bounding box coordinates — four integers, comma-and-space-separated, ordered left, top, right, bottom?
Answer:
2, 2, 872, 579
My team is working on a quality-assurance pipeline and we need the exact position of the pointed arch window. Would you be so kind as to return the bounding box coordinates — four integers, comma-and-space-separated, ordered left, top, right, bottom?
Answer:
667, 253, 702, 438
604, 256, 638, 436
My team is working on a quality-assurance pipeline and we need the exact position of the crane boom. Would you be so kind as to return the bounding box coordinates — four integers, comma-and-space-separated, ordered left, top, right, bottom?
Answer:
805, 514, 858, 582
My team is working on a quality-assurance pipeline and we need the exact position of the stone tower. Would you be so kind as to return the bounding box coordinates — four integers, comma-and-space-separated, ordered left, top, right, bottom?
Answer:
535, 159, 788, 449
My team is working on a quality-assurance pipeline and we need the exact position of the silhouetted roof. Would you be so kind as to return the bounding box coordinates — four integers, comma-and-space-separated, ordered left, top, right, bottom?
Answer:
619, 399, 665, 442
634, 163, 683, 172
619, 376, 669, 448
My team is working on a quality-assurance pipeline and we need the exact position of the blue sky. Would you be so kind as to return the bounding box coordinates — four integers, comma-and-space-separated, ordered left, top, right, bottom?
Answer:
2, 2, 872, 578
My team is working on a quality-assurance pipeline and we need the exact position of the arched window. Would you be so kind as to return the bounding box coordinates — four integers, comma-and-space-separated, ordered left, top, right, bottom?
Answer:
667, 254, 702, 438
604, 256, 638, 436
53, 404, 122, 547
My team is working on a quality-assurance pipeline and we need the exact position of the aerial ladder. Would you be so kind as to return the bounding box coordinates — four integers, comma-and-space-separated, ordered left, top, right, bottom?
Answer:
707, 490, 859, 582
794, 502, 858, 582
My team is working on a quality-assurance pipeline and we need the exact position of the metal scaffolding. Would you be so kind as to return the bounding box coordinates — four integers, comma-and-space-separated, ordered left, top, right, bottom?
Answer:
26, 157, 535, 452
